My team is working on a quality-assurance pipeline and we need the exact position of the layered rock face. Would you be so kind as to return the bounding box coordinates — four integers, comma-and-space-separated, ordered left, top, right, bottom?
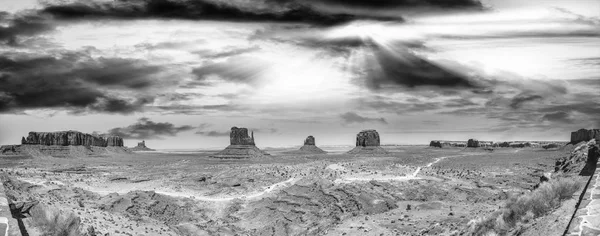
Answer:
356, 130, 380, 147
467, 139, 479, 148
230, 127, 255, 145
21, 131, 123, 147
571, 129, 600, 144
212, 127, 269, 159
348, 130, 388, 154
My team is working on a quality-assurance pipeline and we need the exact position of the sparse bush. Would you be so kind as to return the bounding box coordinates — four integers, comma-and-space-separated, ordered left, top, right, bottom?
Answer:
29, 203, 83, 236
469, 177, 582, 235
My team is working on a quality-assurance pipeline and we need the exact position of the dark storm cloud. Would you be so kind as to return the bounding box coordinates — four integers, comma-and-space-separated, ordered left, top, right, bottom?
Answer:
0, 53, 163, 113
107, 118, 194, 139
509, 94, 543, 109
0, 11, 55, 45
363, 44, 477, 89
294, 36, 477, 89
340, 112, 387, 124
40, 0, 400, 26
541, 111, 573, 124
298, 0, 483, 9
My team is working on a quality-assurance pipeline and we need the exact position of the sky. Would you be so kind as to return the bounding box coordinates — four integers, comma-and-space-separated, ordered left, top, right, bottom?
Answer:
0, 0, 599, 149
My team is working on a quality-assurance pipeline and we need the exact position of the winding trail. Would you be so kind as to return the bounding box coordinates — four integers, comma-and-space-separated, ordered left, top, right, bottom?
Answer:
335, 154, 474, 183
156, 177, 298, 202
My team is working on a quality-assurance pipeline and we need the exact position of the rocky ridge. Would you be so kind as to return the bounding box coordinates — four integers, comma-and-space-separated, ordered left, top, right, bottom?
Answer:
22, 131, 123, 147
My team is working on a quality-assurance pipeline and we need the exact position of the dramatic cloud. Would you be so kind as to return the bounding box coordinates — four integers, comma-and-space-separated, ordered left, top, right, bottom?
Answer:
191, 56, 269, 85
196, 127, 277, 137
195, 130, 230, 137
0, 11, 55, 45
301, 0, 483, 9
107, 118, 194, 139
0, 53, 165, 113
340, 112, 387, 124
542, 111, 573, 124
40, 0, 400, 26
509, 94, 543, 109
363, 44, 476, 89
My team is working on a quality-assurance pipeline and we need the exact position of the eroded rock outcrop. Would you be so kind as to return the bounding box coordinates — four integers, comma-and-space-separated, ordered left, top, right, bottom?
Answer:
212, 127, 269, 159
467, 139, 479, 148
348, 130, 388, 154
430, 141, 442, 148
21, 131, 123, 147
555, 139, 599, 175
130, 140, 155, 151
289, 136, 326, 154
570, 129, 600, 144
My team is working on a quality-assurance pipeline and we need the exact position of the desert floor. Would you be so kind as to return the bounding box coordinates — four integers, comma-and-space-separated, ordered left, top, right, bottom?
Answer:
0, 146, 570, 236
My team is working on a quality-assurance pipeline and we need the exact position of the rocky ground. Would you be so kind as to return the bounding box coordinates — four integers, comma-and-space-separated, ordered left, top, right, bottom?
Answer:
0, 146, 573, 235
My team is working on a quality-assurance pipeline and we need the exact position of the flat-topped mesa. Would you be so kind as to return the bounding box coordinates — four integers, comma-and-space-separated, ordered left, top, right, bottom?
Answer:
230, 127, 255, 146
356, 130, 380, 147
571, 129, 600, 144
348, 130, 388, 154
467, 139, 479, 148
21, 131, 123, 147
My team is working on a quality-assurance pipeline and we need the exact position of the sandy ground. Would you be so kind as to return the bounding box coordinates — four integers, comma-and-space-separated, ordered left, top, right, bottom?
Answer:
0, 145, 571, 235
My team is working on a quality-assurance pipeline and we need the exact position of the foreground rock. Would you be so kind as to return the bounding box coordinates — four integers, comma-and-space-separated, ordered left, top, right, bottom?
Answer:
347, 130, 388, 154
129, 140, 155, 151
555, 139, 599, 174
288, 136, 327, 154
212, 127, 270, 159
571, 128, 600, 144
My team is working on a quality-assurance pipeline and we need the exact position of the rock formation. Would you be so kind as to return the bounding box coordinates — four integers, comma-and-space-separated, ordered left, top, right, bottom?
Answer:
429, 141, 442, 148
356, 130, 380, 147
304, 136, 316, 146
467, 139, 479, 148
212, 127, 270, 159
570, 129, 600, 144
21, 131, 123, 147
130, 140, 155, 151
0, 130, 129, 157
555, 139, 598, 175
347, 130, 388, 154
230, 127, 255, 145
289, 136, 326, 154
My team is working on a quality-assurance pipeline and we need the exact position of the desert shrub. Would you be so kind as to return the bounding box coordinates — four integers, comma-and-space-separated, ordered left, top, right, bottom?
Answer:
29, 203, 82, 236
469, 176, 582, 235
